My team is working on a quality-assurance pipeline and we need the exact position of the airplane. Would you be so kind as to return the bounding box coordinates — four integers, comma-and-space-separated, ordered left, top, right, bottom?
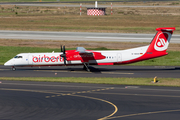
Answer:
4, 27, 175, 71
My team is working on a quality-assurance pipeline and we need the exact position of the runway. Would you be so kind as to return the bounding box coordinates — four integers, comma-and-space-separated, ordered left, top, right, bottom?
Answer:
0, 30, 180, 43
0, 80, 180, 120
1, 65, 180, 78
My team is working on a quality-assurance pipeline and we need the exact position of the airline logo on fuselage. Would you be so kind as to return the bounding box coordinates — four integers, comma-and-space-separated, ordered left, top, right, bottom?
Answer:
32, 55, 63, 63
74, 54, 93, 58
154, 32, 171, 51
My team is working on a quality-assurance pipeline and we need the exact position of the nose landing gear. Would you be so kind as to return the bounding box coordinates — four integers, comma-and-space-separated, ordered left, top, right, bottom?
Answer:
12, 66, 16, 71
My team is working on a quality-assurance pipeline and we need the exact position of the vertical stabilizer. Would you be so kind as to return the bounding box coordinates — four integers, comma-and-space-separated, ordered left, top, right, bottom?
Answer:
147, 27, 175, 53
125, 27, 176, 63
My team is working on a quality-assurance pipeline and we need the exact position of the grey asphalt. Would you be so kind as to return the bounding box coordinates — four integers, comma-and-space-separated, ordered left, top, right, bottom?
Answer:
0, 80, 180, 120
0, 30, 180, 43
1, 65, 180, 78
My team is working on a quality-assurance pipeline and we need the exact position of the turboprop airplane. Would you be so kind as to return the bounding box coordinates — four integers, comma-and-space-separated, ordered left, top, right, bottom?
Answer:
4, 27, 175, 71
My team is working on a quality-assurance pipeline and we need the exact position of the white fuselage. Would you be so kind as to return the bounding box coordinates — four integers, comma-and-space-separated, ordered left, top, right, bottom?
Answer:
4, 45, 149, 67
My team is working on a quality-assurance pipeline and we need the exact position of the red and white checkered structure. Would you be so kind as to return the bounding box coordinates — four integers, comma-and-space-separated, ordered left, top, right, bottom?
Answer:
87, 8, 106, 16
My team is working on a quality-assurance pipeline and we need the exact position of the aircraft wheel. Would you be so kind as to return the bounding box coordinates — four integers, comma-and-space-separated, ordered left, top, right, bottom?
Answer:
12, 67, 16, 71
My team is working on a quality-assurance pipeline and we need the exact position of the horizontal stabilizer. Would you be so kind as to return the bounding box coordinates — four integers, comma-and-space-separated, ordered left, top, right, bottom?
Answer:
156, 27, 176, 31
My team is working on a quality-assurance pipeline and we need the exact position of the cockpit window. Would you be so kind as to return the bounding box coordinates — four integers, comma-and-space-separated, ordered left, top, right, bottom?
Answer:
14, 56, 23, 58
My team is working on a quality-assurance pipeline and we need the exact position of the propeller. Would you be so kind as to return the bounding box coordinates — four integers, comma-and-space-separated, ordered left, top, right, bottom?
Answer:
60, 45, 67, 65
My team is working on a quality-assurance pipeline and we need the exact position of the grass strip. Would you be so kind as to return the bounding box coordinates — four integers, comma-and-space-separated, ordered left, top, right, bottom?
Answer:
0, 77, 180, 87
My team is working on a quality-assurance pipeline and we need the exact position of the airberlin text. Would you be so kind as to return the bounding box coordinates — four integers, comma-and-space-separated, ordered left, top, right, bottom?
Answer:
32, 55, 63, 63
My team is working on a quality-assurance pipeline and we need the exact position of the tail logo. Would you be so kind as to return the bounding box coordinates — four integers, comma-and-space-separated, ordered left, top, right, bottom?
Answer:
154, 32, 171, 51
156, 38, 166, 47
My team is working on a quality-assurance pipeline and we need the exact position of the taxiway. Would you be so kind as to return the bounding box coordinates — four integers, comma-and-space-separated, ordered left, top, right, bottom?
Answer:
1, 65, 180, 78
0, 80, 180, 120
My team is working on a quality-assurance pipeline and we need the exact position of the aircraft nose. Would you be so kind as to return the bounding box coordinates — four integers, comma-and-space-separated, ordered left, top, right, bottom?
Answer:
4, 60, 13, 66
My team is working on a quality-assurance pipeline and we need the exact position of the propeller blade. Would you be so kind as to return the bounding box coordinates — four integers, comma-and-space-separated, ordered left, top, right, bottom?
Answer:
60, 54, 65, 57
60, 45, 66, 65
63, 46, 65, 54
64, 56, 66, 65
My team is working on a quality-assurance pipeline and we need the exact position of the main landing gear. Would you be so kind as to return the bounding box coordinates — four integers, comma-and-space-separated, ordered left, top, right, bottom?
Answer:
12, 66, 16, 71
83, 63, 90, 72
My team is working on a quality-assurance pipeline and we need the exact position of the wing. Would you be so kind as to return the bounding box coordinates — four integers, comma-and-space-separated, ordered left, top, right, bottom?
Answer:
76, 47, 91, 53
66, 47, 106, 62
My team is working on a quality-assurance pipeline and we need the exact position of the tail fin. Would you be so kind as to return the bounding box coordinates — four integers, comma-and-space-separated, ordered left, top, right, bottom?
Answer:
146, 27, 175, 58
122, 27, 176, 64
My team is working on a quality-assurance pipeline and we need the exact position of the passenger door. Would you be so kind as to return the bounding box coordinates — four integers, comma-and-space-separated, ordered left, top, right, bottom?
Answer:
117, 53, 121, 62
